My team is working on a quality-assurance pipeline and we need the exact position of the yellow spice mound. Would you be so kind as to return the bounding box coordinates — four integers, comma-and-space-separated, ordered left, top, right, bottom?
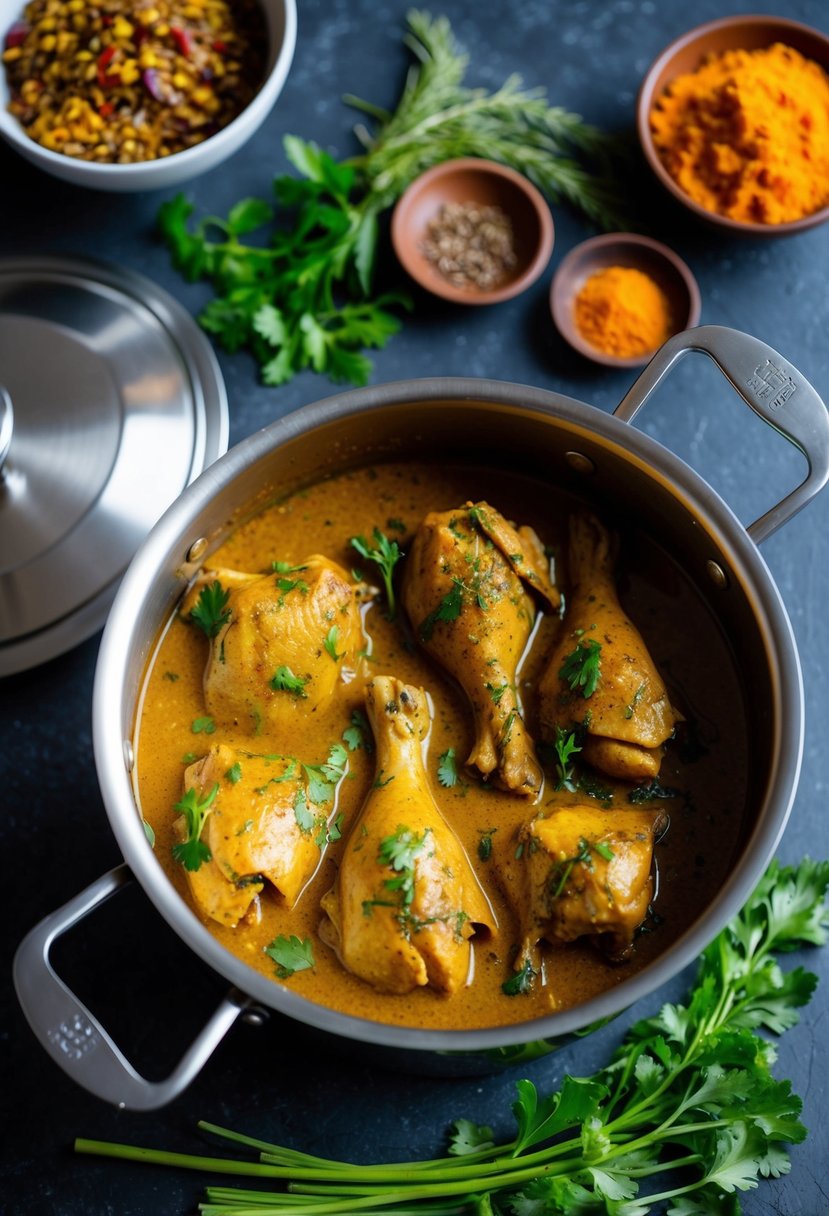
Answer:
573, 266, 672, 359
650, 42, 829, 224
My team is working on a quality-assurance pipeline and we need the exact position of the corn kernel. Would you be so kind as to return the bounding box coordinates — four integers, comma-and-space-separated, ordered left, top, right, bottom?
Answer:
171, 70, 190, 89
138, 49, 157, 68
2, 47, 23, 63
120, 60, 140, 85
112, 17, 134, 40
139, 8, 160, 24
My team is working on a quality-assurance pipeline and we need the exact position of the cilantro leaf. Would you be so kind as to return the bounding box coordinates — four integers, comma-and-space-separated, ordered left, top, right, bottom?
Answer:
552, 725, 581, 791
418, 579, 463, 641
264, 934, 315, 979
350, 528, 403, 618
502, 958, 536, 997
303, 742, 349, 806
323, 625, 342, 661
343, 709, 372, 752
171, 783, 219, 873
559, 638, 602, 698
447, 1118, 494, 1157
378, 826, 430, 908
189, 581, 231, 639
437, 747, 460, 788
269, 666, 309, 697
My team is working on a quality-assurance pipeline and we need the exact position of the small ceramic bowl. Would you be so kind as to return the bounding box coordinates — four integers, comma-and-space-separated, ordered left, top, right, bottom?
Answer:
0, 0, 296, 192
550, 232, 701, 369
637, 16, 829, 236
391, 158, 554, 305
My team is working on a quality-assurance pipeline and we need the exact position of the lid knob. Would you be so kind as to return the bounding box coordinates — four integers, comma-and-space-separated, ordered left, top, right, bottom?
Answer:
0, 385, 12, 474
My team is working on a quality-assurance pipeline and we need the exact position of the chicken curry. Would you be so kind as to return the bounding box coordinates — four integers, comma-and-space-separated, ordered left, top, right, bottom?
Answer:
134, 462, 749, 1030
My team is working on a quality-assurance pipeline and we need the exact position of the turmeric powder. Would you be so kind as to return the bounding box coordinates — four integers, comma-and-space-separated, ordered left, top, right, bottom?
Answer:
573, 265, 673, 359
650, 42, 829, 224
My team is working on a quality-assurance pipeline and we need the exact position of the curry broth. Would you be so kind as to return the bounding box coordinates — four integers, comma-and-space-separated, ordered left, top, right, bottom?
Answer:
135, 462, 749, 1030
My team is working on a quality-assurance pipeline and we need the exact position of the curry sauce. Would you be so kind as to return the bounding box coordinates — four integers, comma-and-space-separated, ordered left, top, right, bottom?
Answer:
134, 462, 749, 1030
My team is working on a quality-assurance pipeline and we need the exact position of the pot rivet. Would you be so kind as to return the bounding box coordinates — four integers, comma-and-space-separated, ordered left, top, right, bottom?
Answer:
706, 560, 728, 589
242, 1006, 270, 1028
123, 740, 134, 771
565, 451, 595, 476
187, 536, 208, 563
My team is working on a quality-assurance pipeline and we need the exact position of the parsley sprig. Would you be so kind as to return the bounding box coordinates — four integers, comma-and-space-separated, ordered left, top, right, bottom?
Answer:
77, 858, 829, 1213
158, 12, 625, 389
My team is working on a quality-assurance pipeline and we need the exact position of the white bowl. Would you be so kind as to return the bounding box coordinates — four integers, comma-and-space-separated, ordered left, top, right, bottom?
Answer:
0, 0, 297, 191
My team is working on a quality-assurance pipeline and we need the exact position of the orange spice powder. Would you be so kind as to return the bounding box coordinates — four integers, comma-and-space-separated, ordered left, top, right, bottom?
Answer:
650, 42, 829, 224
573, 265, 673, 359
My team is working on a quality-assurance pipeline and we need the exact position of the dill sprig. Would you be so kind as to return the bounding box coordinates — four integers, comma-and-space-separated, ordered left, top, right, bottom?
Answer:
348, 9, 628, 230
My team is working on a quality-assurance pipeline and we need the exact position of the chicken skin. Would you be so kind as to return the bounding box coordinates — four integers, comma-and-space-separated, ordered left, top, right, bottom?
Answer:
182, 556, 364, 735
538, 513, 677, 781
505, 804, 667, 967
320, 676, 495, 995
176, 742, 344, 928
403, 502, 560, 796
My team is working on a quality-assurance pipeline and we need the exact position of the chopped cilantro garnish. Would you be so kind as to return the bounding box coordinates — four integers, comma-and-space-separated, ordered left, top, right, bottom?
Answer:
559, 638, 602, 698
502, 958, 536, 996
419, 579, 463, 641
189, 581, 231, 639
437, 747, 460, 788
350, 528, 403, 619
343, 709, 372, 752
191, 716, 216, 735
270, 666, 309, 697
552, 725, 581, 791
171, 782, 219, 872
264, 934, 315, 979
323, 625, 342, 661
378, 825, 430, 907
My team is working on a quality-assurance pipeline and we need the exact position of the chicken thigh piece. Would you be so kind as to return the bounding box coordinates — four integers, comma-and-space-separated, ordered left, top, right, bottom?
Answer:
182, 556, 365, 735
403, 502, 560, 796
506, 804, 667, 967
176, 742, 342, 928
538, 513, 677, 781
320, 676, 496, 995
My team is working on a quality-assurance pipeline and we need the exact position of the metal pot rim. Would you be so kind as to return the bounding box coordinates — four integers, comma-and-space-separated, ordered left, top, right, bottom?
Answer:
92, 372, 804, 1053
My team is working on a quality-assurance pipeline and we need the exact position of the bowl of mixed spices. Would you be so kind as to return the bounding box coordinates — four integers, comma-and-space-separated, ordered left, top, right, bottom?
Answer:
0, 0, 297, 190
637, 16, 829, 234
391, 157, 555, 305
550, 232, 701, 368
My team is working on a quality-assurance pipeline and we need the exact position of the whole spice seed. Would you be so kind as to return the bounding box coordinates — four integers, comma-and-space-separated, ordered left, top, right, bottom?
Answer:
420, 200, 518, 290
2, 0, 267, 163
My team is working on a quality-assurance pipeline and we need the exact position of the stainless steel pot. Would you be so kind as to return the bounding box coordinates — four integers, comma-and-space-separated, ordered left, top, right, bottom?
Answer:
14, 325, 829, 1110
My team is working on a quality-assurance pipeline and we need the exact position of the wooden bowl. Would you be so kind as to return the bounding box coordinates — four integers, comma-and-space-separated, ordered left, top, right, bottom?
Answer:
637, 16, 829, 236
391, 158, 554, 305
550, 233, 701, 368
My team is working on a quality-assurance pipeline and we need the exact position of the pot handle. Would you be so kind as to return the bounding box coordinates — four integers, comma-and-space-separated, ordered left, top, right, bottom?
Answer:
13, 864, 249, 1110
614, 324, 829, 544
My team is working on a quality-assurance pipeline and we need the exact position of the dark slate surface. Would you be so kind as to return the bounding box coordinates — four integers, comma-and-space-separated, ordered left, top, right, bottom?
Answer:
2, 0, 829, 1212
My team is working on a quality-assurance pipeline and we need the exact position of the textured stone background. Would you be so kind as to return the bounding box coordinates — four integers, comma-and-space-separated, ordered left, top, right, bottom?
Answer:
2, 1, 828, 1212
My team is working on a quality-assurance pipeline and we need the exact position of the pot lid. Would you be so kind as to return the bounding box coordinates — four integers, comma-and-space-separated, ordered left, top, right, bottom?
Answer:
0, 255, 228, 676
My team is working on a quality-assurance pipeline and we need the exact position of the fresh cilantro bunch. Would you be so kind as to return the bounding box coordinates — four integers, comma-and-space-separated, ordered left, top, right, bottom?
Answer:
158, 10, 626, 389
77, 858, 829, 1214
159, 139, 407, 388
